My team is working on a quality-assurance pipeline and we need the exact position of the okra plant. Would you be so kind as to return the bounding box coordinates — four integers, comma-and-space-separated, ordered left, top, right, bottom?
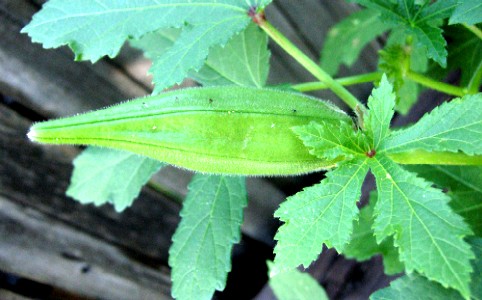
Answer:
23, 0, 481, 299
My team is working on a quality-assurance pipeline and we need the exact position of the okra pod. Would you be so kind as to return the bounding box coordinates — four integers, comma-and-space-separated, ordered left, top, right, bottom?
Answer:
28, 87, 351, 175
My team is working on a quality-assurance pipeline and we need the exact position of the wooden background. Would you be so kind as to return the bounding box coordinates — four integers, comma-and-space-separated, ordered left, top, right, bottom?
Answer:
0, 0, 426, 299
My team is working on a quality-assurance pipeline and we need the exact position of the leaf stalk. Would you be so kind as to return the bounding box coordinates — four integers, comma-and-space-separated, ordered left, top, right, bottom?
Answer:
292, 72, 382, 92
256, 17, 364, 111
405, 71, 466, 97
387, 151, 482, 166
467, 60, 482, 94
462, 23, 482, 40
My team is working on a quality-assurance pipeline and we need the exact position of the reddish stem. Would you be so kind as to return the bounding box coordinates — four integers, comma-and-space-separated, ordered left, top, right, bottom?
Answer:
248, 7, 265, 25
366, 149, 377, 158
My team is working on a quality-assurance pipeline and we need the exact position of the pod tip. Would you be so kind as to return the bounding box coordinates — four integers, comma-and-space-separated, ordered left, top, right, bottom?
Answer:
27, 128, 37, 141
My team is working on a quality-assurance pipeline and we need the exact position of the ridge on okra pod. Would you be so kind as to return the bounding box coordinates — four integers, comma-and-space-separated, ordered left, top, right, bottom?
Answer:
28, 86, 352, 175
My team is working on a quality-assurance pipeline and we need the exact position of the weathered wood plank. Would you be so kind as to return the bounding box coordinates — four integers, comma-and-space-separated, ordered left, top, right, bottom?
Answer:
0, 290, 32, 300
275, 0, 381, 98
0, 104, 181, 261
0, 0, 147, 117
0, 197, 171, 300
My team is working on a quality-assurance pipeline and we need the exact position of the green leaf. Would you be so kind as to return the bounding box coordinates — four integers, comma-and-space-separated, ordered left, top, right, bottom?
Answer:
381, 26, 429, 114
274, 159, 370, 269
469, 237, 482, 299
320, 9, 393, 76
370, 273, 463, 300
371, 237, 482, 300
408, 22, 448, 68
22, 0, 272, 91
378, 43, 419, 115
409, 0, 458, 69
169, 174, 247, 300
293, 121, 368, 161
369, 155, 474, 298
194, 23, 270, 88
129, 28, 181, 62
344, 192, 404, 275
149, 18, 249, 93
394, 0, 416, 21
396, 80, 420, 114
355, 0, 451, 67
366, 75, 396, 149
449, 0, 482, 25
268, 262, 328, 300
404, 165, 482, 236
66, 147, 164, 212
381, 93, 482, 155
446, 25, 482, 87
351, 0, 406, 25
132, 22, 270, 88
417, 0, 458, 23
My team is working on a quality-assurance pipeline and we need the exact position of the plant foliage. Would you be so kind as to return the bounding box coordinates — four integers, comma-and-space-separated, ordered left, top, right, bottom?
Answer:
169, 175, 247, 300
275, 77, 479, 298
22, 0, 272, 93
23, 0, 482, 299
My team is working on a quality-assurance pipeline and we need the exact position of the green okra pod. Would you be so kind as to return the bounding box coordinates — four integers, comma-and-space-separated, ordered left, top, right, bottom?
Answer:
28, 86, 351, 175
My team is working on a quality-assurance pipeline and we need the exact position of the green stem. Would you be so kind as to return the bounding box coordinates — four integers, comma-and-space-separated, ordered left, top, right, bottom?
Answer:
467, 60, 482, 94
463, 23, 482, 40
405, 71, 466, 97
292, 72, 382, 92
388, 151, 482, 166
258, 19, 364, 110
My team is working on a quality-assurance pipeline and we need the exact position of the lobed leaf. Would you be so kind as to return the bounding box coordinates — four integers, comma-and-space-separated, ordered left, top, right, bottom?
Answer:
22, 0, 272, 91
169, 174, 247, 300
405, 165, 482, 236
417, 0, 458, 23
274, 159, 369, 269
469, 237, 482, 299
378, 41, 422, 115
355, 0, 453, 67
268, 262, 328, 300
149, 18, 249, 93
369, 155, 474, 298
293, 121, 368, 161
370, 273, 463, 300
410, 0, 459, 68
67, 147, 164, 212
320, 9, 393, 76
344, 192, 404, 275
365, 74, 396, 149
445, 25, 482, 87
449, 0, 482, 25
193, 23, 270, 88
351, 0, 405, 25
381, 93, 482, 155
371, 237, 482, 300
132, 22, 270, 89
408, 22, 448, 68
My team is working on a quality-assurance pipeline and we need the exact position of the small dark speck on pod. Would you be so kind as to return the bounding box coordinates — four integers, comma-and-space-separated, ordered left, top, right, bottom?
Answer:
209, 98, 213, 104
81, 264, 91, 274
61, 250, 83, 261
